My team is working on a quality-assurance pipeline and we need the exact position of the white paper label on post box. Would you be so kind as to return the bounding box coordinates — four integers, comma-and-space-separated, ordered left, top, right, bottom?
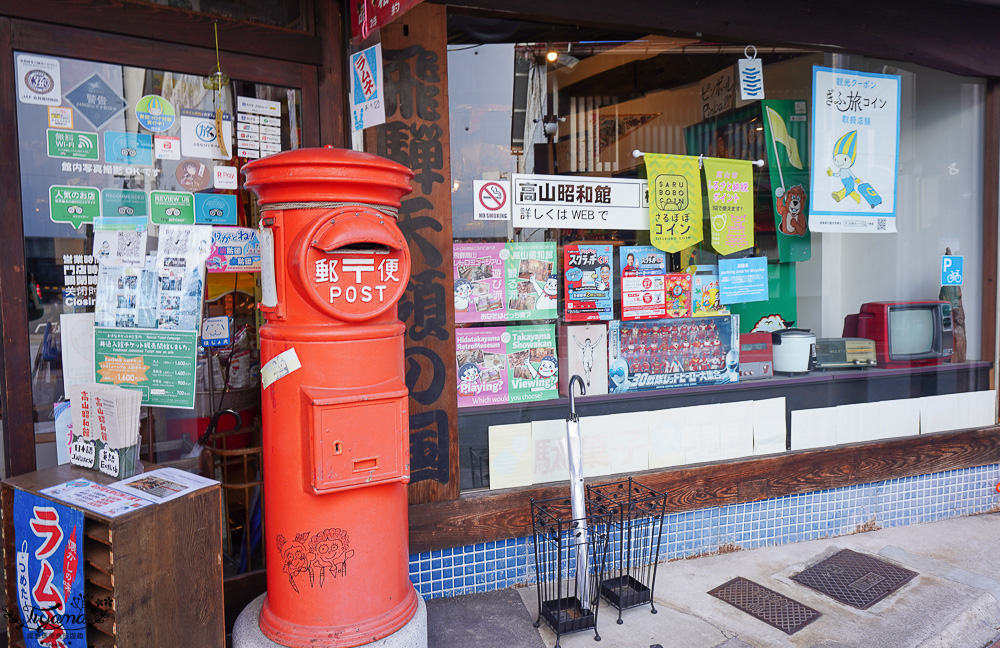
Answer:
262, 348, 301, 390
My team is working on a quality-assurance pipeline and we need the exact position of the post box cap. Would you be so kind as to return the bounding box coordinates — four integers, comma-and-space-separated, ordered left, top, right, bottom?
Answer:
242, 147, 415, 208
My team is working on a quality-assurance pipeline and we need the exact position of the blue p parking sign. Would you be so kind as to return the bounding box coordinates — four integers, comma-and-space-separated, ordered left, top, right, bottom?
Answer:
942, 255, 963, 286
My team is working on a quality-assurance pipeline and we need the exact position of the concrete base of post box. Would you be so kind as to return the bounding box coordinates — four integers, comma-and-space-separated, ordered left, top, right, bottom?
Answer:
233, 590, 427, 648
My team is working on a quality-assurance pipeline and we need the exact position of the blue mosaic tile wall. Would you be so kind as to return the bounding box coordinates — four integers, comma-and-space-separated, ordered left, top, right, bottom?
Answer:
408, 464, 1000, 599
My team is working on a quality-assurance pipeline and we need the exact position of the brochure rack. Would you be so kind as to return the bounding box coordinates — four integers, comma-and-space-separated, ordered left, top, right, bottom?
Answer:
1, 463, 224, 648
530, 496, 611, 648
586, 478, 667, 623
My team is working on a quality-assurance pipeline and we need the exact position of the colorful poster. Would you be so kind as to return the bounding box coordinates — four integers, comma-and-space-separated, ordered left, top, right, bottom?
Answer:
507, 324, 559, 404
620, 245, 667, 320
504, 242, 558, 321
94, 327, 198, 408
453, 242, 505, 322
206, 227, 261, 272
761, 99, 812, 261
664, 273, 693, 317
703, 157, 754, 255
645, 153, 704, 252
511, 173, 650, 230
719, 257, 770, 304
456, 326, 509, 408
13, 491, 88, 648
809, 66, 901, 232
564, 243, 614, 321
608, 315, 739, 393
350, 43, 386, 132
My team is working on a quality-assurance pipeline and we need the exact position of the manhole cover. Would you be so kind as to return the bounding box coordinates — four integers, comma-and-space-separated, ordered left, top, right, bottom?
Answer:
708, 577, 821, 635
791, 549, 917, 609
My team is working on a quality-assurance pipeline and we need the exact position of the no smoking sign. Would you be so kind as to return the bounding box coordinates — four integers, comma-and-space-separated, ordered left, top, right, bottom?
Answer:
473, 179, 511, 221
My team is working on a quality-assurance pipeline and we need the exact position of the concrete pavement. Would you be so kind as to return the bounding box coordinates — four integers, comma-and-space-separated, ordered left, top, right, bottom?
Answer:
428, 513, 1000, 648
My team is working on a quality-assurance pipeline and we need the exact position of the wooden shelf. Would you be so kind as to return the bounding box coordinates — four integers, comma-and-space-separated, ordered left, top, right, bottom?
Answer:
2, 463, 224, 647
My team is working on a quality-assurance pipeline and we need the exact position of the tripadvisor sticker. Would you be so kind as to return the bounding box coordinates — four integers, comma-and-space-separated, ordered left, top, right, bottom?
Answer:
50, 185, 100, 228
150, 190, 195, 224
135, 94, 176, 133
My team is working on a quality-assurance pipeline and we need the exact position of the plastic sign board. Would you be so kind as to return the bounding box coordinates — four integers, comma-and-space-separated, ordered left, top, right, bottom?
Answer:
942, 255, 963, 286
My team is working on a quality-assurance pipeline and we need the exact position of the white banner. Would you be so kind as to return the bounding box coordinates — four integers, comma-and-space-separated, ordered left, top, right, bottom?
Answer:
511, 173, 649, 230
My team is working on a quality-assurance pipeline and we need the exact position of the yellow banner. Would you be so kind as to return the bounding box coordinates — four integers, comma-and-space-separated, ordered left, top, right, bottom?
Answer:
646, 153, 704, 253
703, 157, 754, 256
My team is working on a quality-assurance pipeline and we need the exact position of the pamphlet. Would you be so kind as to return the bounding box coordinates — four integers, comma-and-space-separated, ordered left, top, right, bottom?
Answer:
504, 242, 558, 321
111, 466, 218, 504
40, 479, 153, 518
453, 242, 558, 322
453, 242, 505, 322
455, 324, 558, 407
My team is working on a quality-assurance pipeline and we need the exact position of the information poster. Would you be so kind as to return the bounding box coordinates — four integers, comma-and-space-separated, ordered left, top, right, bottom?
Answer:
455, 324, 558, 407
620, 245, 667, 320
703, 157, 754, 255
504, 242, 558, 321
456, 326, 509, 407
645, 153, 704, 252
809, 66, 900, 232
453, 242, 505, 322
563, 243, 614, 321
93, 327, 198, 409
719, 257, 769, 304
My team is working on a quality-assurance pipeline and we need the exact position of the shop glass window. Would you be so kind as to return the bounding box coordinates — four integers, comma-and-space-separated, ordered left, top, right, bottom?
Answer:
445, 22, 987, 492
15, 50, 302, 505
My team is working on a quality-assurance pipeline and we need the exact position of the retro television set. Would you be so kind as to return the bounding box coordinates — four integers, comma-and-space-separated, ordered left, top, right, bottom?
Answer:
842, 301, 953, 368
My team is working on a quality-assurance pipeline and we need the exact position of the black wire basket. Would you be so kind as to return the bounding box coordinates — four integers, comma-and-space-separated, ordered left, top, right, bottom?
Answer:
586, 478, 667, 624
530, 496, 612, 647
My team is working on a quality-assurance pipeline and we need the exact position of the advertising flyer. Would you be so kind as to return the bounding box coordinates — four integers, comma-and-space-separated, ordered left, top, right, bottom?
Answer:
206, 227, 261, 272
455, 326, 509, 407
608, 315, 740, 392
810, 66, 900, 232
453, 242, 505, 322
93, 327, 198, 408
563, 243, 614, 322
620, 245, 667, 320
506, 324, 559, 404
504, 242, 558, 321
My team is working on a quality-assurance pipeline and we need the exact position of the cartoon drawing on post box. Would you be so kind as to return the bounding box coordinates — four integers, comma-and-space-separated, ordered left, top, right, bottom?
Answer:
309, 528, 356, 587
278, 528, 357, 592
277, 532, 313, 593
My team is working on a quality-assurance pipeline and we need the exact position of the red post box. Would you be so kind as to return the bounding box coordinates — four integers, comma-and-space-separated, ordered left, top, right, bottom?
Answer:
241, 147, 418, 647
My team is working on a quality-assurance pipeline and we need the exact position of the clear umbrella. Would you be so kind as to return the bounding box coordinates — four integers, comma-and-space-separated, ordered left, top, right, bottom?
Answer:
566, 375, 590, 611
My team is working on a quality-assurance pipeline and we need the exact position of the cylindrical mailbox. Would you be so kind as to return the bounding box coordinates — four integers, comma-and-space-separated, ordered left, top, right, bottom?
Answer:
242, 147, 417, 647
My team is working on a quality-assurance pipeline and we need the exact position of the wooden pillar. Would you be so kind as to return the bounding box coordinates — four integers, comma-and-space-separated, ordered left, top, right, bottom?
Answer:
376, 3, 459, 503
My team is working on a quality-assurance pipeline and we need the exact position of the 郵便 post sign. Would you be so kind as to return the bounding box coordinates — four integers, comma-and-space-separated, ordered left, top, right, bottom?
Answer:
94, 327, 197, 409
